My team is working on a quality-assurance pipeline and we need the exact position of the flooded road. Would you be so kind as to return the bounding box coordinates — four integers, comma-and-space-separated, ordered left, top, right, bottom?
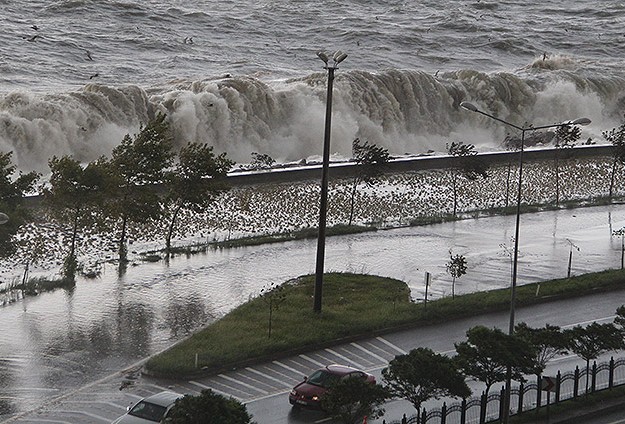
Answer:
1, 204, 624, 418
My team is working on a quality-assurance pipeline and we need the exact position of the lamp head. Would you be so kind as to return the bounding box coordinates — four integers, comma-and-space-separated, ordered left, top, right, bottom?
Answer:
571, 117, 591, 126
333, 50, 348, 64
460, 101, 479, 112
317, 51, 329, 64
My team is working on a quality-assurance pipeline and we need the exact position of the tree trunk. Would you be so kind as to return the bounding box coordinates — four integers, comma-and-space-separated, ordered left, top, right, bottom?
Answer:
70, 210, 79, 260
166, 203, 183, 259
452, 276, 456, 298
554, 152, 560, 206
505, 160, 512, 208
119, 214, 128, 263
609, 157, 617, 199
63, 209, 80, 281
348, 177, 359, 226
452, 170, 458, 217
585, 359, 590, 394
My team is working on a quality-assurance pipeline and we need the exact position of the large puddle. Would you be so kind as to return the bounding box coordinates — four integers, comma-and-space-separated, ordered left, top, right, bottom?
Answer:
1, 204, 624, 417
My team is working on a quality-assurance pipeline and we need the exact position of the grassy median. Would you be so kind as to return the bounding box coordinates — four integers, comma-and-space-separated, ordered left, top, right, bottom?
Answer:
144, 269, 625, 378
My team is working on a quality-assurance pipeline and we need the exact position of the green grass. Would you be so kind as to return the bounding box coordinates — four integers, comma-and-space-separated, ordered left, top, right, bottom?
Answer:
145, 268, 625, 379
145, 273, 412, 377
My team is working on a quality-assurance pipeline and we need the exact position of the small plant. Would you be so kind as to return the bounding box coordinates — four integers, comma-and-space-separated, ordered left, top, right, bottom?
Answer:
166, 389, 253, 423
259, 282, 287, 338
348, 138, 390, 225
446, 141, 489, 217
321, 376, 390, 424
446, 250, 467, 298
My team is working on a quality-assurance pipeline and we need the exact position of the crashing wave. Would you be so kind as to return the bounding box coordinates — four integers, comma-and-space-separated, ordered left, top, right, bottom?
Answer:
0, 66, 622, 173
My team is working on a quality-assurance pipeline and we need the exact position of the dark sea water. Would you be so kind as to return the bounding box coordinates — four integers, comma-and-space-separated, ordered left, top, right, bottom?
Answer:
1, 0, 624, 173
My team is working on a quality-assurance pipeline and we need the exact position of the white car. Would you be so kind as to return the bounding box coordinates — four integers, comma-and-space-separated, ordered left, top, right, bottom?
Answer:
112, 391, 184, 423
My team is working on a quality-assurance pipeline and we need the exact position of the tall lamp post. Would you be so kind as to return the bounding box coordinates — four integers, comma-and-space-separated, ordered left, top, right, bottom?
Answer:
460, 101, 590, 423
313, 50, 348, 313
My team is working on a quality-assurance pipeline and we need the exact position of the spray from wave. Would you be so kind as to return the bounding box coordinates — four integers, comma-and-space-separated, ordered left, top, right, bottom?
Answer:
1, 60, 623, 173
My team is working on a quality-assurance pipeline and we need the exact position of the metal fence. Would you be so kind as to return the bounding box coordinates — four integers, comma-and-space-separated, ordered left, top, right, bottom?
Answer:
382, 356, 625, 424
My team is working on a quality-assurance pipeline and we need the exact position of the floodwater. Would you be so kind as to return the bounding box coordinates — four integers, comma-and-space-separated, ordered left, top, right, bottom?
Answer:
1, 204, 624, 417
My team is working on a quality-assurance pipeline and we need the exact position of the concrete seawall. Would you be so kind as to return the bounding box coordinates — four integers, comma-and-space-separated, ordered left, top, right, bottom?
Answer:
23, 144, 614, 208
226, 144, 614, 186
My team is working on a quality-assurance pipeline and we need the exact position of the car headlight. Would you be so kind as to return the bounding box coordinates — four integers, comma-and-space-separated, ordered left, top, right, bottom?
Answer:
290, 390, 297, 396
311, 395, 319, 401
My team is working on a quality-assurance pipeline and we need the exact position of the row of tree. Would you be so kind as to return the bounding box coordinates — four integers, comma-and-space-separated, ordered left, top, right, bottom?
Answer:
447, 117, 625, 216
0, 114, 623, 283
0, 115, 234, 281
43, 114, 233, 281
318, 310, 625, 424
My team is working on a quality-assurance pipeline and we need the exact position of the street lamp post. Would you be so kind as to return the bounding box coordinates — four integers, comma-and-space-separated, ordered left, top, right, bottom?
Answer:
313, 50, 347, 313
460, 101, 590, 423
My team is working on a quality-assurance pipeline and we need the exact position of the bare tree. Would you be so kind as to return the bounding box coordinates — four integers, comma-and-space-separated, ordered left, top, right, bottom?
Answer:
553, 124, 581, 206
602, 117, 625, 199
446, 141, 489, 217
259, 282, 287, 338
348, 138, 390, 226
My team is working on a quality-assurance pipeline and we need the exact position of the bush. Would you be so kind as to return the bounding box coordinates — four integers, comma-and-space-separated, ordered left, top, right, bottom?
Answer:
165, 389, 253, 424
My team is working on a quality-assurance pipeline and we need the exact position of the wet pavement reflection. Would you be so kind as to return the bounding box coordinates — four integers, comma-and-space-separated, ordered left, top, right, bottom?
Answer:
0, 204, 624, 418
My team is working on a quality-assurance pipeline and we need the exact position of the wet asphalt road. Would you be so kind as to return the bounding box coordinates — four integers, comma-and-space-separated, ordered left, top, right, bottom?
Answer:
4, 288, 625, 424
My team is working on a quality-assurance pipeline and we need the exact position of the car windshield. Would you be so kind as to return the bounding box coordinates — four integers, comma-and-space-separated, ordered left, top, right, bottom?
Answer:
306, 370, 341, 388
128, 400, 167, 422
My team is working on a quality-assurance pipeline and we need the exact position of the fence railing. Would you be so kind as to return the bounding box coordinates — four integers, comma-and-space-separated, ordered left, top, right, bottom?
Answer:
382, 356, 625, 424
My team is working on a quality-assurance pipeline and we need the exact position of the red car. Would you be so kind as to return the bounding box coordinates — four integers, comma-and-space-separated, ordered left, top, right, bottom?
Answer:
288, 364, 376, 409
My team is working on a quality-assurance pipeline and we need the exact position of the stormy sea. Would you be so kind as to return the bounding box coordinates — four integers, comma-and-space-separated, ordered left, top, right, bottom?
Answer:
1, 0, 624, 174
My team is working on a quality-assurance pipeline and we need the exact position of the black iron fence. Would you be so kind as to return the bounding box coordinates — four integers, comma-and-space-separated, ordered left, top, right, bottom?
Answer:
383, 356, 625, 424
